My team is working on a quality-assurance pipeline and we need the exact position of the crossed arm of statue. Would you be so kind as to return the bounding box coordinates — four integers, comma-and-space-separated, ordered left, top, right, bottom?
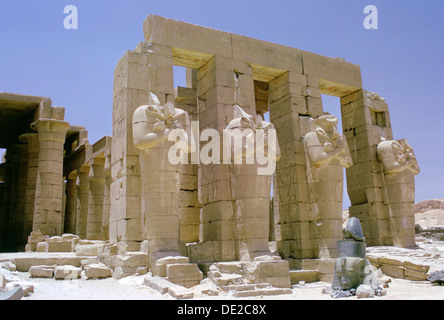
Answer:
377, 139, 420, 175
132, 93, 194, 153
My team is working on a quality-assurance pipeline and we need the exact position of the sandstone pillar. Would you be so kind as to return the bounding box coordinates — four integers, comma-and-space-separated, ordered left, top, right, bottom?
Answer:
76, 165, 90, 239
0, 161, 11, 251
197, 56, 256, 262
303, 115, 353, 259
64, 171, 77, 234
87, 158, 105, 240
31, 119, 69, 236
4, 145, 28, 248
269, 72, 319, 260
340, 90, 394, 246
19, 133, 39, 241
111, 42, 174, 243
377, 139, 419, 248
224, 105, 280, 261
102, 153, 111, 240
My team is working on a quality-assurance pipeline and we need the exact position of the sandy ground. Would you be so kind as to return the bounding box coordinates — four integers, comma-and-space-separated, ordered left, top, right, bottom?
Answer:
1, 267, 443, 301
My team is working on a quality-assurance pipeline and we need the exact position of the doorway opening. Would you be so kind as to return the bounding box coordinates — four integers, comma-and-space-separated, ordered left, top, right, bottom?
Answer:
321, 94, 351, 212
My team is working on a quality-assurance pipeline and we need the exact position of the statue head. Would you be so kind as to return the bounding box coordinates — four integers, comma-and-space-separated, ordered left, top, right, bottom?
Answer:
377, 139, 420, 175
332, 257, 366, 291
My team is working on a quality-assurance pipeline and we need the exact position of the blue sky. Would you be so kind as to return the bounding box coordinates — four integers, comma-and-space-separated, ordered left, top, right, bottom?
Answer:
0, 0, 443, 205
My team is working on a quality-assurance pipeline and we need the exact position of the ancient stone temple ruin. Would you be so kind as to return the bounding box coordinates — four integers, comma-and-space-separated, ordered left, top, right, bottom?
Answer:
0, 15, 420, 288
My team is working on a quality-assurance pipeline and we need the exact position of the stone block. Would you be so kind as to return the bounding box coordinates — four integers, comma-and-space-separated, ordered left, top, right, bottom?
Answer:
289, 270, 319, 284
54, 265, 82, 280
405, 268, 428, 281
166, 263, 203, 288
151, 255, 189, 277
47, 241, 73, 253
29, 265, 56, 278
144, 276, 177, 295
84, 264, 112, 279
113, 266, 138, 279
75, 243, 106, 256
380, 264, 405, 279
6, 282, 34, 297
244, 259, 291, 288
115, 252, 150, 268
168, 285, 194, 299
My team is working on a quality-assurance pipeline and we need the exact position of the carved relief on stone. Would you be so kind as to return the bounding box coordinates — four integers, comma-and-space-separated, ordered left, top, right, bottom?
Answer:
377, 139, 420, 175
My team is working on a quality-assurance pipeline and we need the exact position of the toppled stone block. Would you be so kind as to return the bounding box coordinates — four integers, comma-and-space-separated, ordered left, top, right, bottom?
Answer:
207, 263, 244, 286
81, 258, 99, 267
0, 286, 23, 300
150, 254, 189, 277
75, 243, 105, 256
84, 264, 112, 279
168, 285, 194, 299
6, 282, 34, 297
14, 256, 84, 272
29, 265, 56, 278
54, 265, 82, 280
1, 261, 16, 271
113, 266, 138, 279
244, 259, 291, 288
166, 263, 203, 288
115, 252, 150, 268
144, 276, 178, 294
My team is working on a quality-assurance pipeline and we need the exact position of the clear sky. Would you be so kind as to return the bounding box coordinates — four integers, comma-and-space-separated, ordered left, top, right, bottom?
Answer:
0, 0, 443, 206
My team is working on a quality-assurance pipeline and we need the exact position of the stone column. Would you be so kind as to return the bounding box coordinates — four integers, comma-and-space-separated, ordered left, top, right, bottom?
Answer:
19, 133, 40, 242
102, 153, 111, 240
31, 119, 70, 236
76, 165, 90, 239
196, 56, 257, 262
4, 145, 28, 248
377, 139, 419, 248
340, 90, 394, 246
0, 159, 11, 251
87, 157, 105, 240
64, 171, 77, 234
303, 115, 353, 259
269, 72, 319, 260
110, 42, 174, 243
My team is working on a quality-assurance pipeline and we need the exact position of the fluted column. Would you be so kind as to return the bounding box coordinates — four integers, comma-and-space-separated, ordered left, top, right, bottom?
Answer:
31, 119, 70, 236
